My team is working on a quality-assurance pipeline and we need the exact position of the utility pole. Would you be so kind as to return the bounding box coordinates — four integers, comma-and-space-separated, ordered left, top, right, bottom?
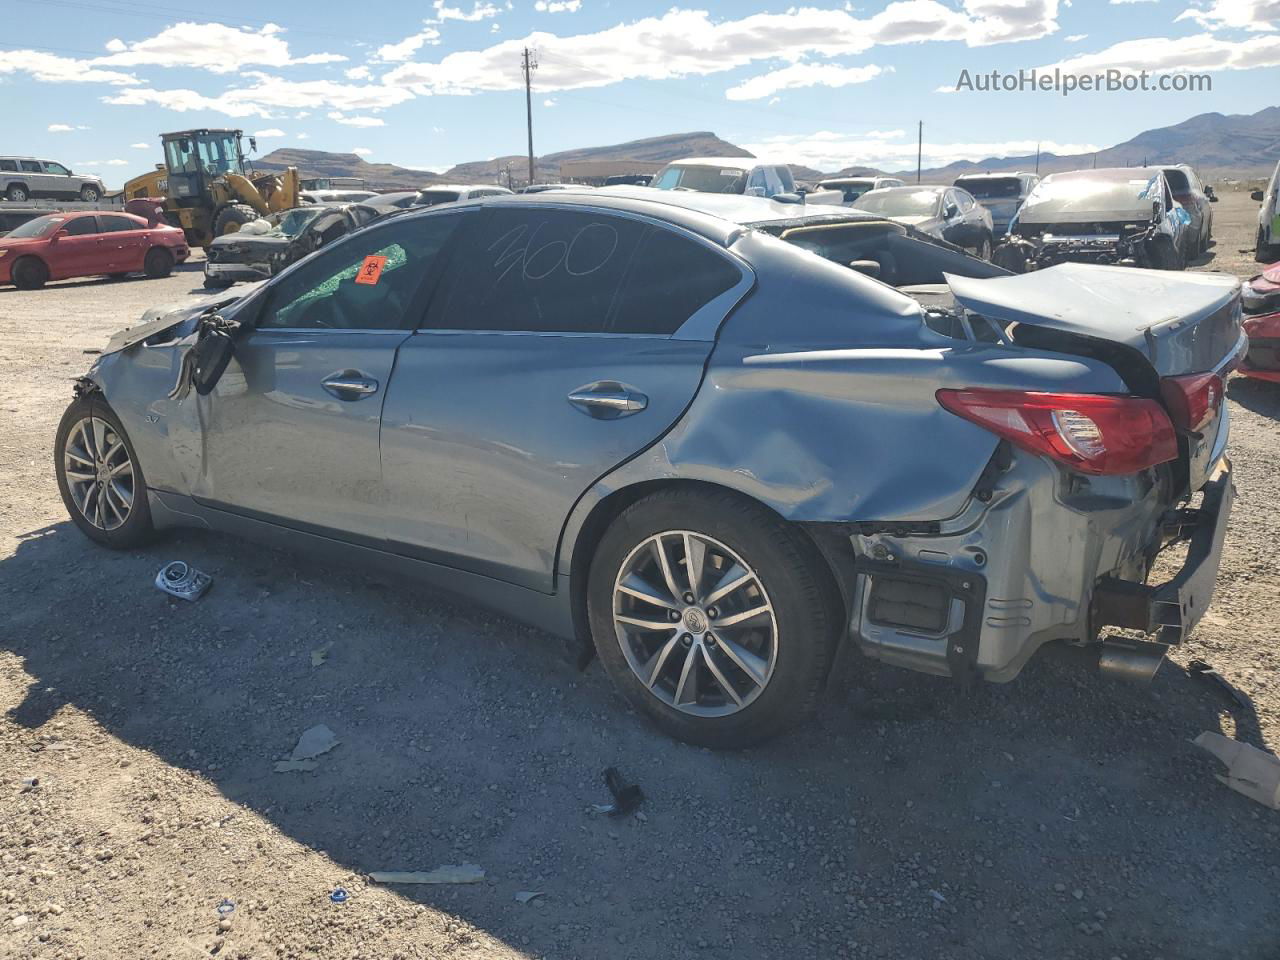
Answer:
916, 121, 922, 183
1035, 142, 1041, 175
521, 47, 538, 187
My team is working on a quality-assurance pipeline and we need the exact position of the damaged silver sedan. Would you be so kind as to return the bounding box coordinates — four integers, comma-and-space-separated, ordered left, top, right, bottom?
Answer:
56, 191, 1242, 747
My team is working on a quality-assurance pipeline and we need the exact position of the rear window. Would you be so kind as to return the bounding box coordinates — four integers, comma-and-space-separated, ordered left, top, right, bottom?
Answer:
4, 215, 62, 238
418, 190, 461, 206
652, 164, 747, 194
955, 177, 1022, 200
853, 189, 942, 217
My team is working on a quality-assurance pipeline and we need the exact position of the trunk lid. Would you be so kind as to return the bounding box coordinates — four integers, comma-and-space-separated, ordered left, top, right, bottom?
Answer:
943, 262, 1243, 492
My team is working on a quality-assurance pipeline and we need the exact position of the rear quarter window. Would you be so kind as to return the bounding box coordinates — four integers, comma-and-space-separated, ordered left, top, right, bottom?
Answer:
0, 160, 17, 172
611, 228, 742, 335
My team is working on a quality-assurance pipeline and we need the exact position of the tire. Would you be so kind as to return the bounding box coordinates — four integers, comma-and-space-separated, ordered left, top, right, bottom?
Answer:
1257, 228, 1280, 264
5, 184, 29, 202
79, 185, 101, 203
974, 232, 992, 261
143, 247, 173, 279
1147, 235, 1184, 271
587, 487, 840, 748
212, 203, 258, 238
12, 256, 49, 290
54, 395, 154, 549
203, 275, 234, 290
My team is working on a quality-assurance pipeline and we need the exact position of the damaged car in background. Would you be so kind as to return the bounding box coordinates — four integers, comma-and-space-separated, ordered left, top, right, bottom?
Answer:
1241, 259, 1280, 383
58, 190, 1241, 748
851, 184, 995, 259
952, 172, 1039, 237
203, 203, 382, 288
994, 167, 1191, 272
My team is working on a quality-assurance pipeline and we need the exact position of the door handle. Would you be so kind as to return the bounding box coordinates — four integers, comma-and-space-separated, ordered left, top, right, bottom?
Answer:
567, 381, 648, 419
322, 371, 379, 400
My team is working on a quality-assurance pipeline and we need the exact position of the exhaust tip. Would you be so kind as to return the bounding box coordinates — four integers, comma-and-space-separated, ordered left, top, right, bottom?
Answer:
1099, 637, 1167, 683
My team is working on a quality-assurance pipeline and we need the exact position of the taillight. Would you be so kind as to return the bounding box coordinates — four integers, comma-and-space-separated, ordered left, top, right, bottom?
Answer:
936, 388, 1177, 476
1159, 372, 1223, 432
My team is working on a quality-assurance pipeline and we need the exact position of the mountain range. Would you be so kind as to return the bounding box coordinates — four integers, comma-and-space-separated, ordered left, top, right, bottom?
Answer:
254, 106, 1279, 190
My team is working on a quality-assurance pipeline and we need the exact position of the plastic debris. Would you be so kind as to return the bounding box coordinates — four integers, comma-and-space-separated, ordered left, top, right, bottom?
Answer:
1188, 660, 1251, 711
369, 864, 485, 885
1193, 732, 1280, 810
215, 899, 235, 916
154, 561, 212, 602
514, 891, 544, 904
330, 888, 349, 904
273, 724, 340, 773
311, 642, 334, 668
930, 890, 947, 904
590, 767, 644, 817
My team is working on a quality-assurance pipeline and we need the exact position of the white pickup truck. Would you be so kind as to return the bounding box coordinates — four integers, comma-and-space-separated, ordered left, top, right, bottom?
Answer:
649, 157, 844, 206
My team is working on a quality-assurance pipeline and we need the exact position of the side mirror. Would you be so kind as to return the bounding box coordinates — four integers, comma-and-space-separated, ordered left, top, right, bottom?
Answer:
249, 137, 258, 153
191, 328, 236, 396
772, 192, 803, 205
1252, 190, 1266, 202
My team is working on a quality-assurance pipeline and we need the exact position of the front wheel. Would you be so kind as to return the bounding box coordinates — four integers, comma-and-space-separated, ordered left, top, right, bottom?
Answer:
588, 488, 839, 748
12, 256, 48, 290
54, 396, 154, 549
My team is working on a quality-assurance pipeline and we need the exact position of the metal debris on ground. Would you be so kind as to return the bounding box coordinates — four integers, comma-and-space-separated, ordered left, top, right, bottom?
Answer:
215, 899, 235, 916
1193, 731, 1280, 810
154, 561, 212, 602
369, 864, 486, 885
590, 766, 644, 817
311, 641, 334, 668
329, 888, 349, 903
1188, 659, 1251, 711
273, 724, 340, 773
514, 891, 544, 904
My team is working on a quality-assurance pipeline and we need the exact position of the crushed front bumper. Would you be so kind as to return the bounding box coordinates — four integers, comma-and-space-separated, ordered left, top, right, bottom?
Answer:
205, 261, 271, 282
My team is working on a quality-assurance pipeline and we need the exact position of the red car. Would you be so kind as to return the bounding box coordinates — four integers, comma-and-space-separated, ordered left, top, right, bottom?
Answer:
0, 211, 189, 290
1242, 261, 1280, 383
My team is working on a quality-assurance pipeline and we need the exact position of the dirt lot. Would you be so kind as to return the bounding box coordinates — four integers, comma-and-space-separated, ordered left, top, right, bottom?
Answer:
2, 191, 1278, 960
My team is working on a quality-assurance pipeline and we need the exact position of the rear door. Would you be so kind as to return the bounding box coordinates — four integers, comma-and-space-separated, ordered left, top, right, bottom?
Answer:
192, 214, 463, 539
97, 214, 147, 271
379, 204, 750, 591
18, 160, 46, 197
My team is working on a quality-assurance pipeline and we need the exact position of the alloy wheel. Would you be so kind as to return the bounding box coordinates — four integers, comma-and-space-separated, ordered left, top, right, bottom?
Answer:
63, 417, 134, 531
612, 530, 778, 717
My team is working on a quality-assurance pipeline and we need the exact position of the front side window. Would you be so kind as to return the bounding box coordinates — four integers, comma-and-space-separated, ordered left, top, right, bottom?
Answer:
165, 139, 198, 174
60, 217, 99, 237
258, 214, 462, 331
43, 162, 72, 176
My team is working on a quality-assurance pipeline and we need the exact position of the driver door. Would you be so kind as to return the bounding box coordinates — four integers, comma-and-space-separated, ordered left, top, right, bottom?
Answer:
191, 213, 464, 540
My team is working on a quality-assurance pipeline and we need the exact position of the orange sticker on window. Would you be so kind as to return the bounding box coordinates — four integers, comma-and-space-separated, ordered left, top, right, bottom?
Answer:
355, 254, 387, 285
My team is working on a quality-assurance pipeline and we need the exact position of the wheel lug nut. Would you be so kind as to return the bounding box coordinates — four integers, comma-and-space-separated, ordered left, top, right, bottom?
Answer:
683, 593, 695, 604
668, 610, 680, 621
707, 606, 718, 618
680, 634, 692, 647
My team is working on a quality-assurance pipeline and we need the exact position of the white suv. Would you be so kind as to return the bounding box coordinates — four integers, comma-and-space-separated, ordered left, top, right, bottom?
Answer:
650, 158, 843, 205
0, 157, 107, 203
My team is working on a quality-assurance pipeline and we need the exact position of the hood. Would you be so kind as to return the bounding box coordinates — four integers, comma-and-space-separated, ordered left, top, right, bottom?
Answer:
103, 294, 246, 354
944, 262, 1240, 376
210, 232, 292, 251
892, 215, 937, 227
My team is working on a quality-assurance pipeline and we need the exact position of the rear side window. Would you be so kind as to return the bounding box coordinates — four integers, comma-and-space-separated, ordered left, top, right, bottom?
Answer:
20, 160, 42, 173
427, 208, 646, 333
99, 215, 141, 232
0, 160, 18, 172
61, 217, 98, 236
611, 228, 741, 335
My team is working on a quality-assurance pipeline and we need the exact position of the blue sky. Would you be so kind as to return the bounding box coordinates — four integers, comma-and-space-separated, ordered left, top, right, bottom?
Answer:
3, 0, 1277, 183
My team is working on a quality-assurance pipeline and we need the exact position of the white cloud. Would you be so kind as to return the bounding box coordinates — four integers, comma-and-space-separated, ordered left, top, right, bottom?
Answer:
352, 147, 374, 156
253, 128, 285, 137
297, 133, 311, 140
328, 111, 386, 126
535, 0, 583, 12
95, 22, 346, 73
726, 62, 887, 100
130, 142, 150, 148
0, 50, 139, 86
1065, 32, 1088, 41
543, 97, 557, 106
739, 130, 1100, 172
103, 77, 414, 119
1111, 0, 1158, 4
384, 2, 1060, 97
345, 66, 372, 80
1038, 31, 1280, 73
376, 26, 442, 62
104, 38, 127, 53
48, 123, 74, 132
433, 0, 500, 21
1176, 0, 1279, 30
77, 159, 129, 167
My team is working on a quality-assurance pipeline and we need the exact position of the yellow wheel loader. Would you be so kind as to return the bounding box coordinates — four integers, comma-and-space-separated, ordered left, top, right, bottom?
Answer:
122, 129, 300, 249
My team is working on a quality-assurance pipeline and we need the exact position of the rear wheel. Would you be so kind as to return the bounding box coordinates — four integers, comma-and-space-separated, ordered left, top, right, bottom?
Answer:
213, 203, 257, 238
5, 184, 29, 202
12, 256, 48, 290
79, 185, 101, 203
54, 396, 154, 549
588, 488, 839, 748
143, 247, 173, 279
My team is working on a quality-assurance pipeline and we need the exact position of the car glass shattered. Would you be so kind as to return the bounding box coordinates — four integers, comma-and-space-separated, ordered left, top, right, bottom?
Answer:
852, 189, 941, 217
269, 207, 325, 238
955, 177, 1022, 200
5, 215, 64, 239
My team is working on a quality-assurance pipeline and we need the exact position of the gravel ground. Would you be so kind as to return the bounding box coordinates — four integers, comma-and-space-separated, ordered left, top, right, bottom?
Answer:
1, 191, 1278, 960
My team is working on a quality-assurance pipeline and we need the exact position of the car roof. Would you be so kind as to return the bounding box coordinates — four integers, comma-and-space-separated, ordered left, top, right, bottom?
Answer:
409, 187, 892, 246
419, 184, 488, 192
1042, 167, 1162, 183
865, 184, 948, 194
663, 157, 761, 168
954, 172, 1032, 180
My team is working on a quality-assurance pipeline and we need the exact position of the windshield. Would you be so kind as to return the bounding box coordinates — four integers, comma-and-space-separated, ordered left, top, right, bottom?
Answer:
270, 207, 324, 237
417, 190, 462, 206
4, 215, 63, 239
852, 189, 941, 217
651, 164, 747, 194
1021, 174, 1161, 219
165, 133, 244, 176
820, 179, 876, 202
955, 177, 1022, 200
